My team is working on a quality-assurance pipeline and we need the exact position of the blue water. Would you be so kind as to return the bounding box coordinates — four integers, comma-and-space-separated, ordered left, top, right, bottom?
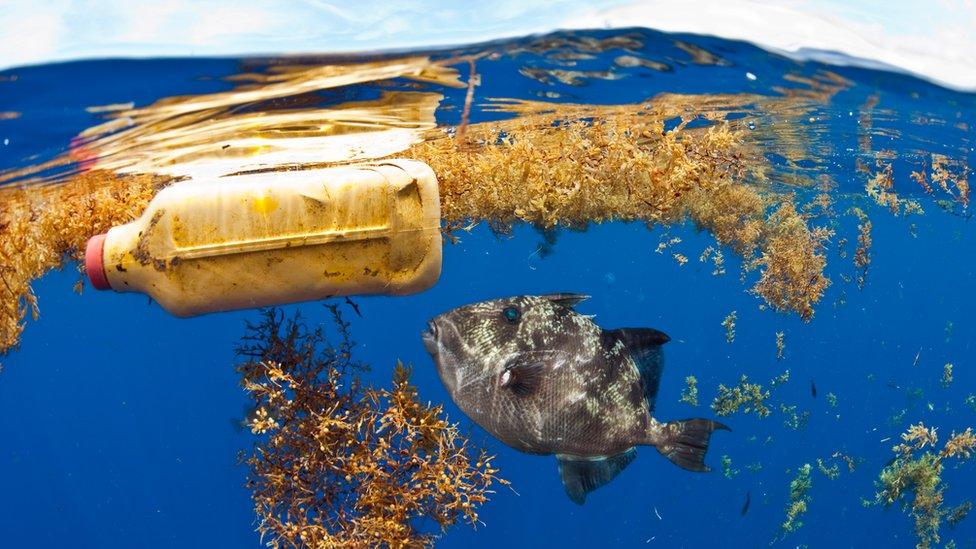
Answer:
1, 28, 975, 547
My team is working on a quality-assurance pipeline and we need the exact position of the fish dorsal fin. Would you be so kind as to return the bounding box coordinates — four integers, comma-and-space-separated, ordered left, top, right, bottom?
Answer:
541, 293, 590, 310
557, 448, 637, 505
603, 328, 670, 412
500, 359, 545, 397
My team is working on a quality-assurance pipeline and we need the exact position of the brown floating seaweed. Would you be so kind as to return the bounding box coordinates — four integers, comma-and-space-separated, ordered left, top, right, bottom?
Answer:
712, 370, 790, 418
749, 201, 831, 320
866, 161, 924, 216
873, 423, 975, 549
721, 311, 737, 343
0, 57, 879, 356
0, 171, 163, 355
781, 463, 812, 535
850, 207, 872, 289
237, 307, 504, 547
409, 97, 830, 320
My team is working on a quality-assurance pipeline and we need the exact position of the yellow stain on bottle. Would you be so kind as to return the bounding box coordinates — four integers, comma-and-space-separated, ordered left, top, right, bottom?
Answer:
250, 193, 279, 215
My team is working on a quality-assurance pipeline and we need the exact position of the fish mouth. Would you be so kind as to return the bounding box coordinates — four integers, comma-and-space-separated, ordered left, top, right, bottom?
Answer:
421, 320, 439, 357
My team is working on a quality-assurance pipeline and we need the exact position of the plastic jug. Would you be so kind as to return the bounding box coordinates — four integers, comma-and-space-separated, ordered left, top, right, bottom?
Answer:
84, 159, 441, 316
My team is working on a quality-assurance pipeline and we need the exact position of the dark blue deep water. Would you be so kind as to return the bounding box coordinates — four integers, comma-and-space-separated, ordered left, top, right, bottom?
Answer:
1, 28, 974, 548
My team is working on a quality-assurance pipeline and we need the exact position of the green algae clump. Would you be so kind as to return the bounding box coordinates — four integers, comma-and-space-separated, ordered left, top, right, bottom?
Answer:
873, 423, 976, 549
237, 307, 505, 547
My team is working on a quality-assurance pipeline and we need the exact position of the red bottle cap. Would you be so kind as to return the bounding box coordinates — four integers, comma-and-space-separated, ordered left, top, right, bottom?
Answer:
85, 233, 111, 290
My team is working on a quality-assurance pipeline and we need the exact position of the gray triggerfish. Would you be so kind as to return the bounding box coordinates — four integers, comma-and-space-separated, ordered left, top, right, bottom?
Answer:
421, 293, 729, 504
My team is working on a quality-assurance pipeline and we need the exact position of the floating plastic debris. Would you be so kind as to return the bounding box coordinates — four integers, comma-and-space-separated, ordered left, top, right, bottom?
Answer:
85, 160, 441, 316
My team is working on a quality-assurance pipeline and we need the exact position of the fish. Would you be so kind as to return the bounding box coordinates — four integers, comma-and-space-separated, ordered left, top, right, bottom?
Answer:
741, 490, 751, 516
810, 379, 817, 398
421, 293, 730, 504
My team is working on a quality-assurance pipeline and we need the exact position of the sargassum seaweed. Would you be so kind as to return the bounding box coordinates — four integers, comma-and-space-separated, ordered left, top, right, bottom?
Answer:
781, 463, 812, 535
0, 172, 163, 356
680, 375, 699, 407
407, 96, 832, 322
236, 307, 505, 548
872, 422, 975, 549
711, 370, 790, 418
1, 71, 842, 357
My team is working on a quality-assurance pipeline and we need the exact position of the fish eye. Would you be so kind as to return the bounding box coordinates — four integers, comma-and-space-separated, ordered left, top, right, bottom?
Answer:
502, 306, 521, 323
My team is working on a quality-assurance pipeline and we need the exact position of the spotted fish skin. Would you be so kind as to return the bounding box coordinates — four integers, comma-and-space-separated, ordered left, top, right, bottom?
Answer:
422, 293, 729, 504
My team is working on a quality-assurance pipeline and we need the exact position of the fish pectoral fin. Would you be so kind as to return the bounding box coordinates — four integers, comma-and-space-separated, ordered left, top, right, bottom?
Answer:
556, 449, 637, 505
501, 359, 545, 397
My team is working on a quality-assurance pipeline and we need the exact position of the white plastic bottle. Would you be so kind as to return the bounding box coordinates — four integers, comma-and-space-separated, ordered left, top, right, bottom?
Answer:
85, 159, 442, 316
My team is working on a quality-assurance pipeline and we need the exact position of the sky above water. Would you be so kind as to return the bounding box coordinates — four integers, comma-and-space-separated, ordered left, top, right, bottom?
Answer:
1, 0, 974, 90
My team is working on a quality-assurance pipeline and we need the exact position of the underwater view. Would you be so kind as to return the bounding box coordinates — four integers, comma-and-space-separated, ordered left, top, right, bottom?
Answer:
1, 11, 975, 549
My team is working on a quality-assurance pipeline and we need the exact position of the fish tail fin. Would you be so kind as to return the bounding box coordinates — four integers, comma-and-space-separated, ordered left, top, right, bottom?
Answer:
653, 418, 729, 472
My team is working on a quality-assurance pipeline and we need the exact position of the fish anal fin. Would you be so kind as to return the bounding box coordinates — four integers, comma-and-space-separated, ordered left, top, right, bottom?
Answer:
556, 448, 637, 505
654, 418, 730, 472
604, 328, 670, 410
